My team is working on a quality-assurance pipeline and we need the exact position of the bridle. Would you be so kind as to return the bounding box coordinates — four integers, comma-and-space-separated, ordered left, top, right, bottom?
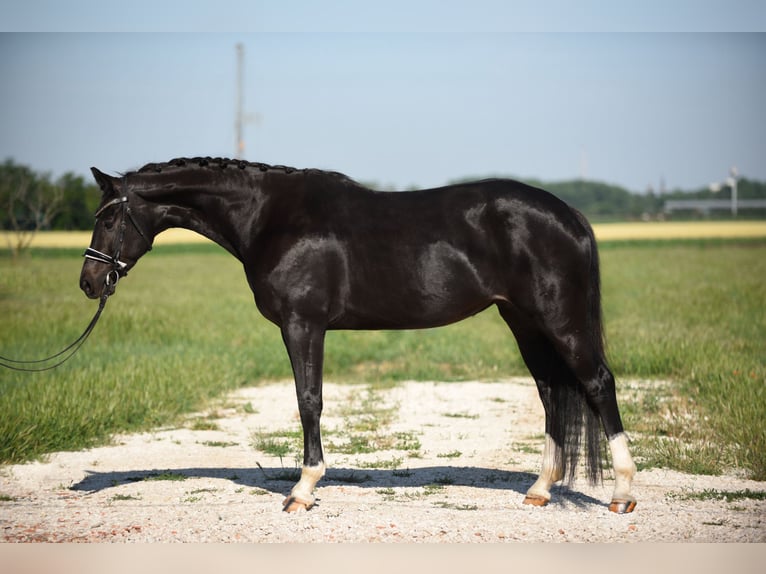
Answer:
83, 180, 153, 289
0, 179, 153, 372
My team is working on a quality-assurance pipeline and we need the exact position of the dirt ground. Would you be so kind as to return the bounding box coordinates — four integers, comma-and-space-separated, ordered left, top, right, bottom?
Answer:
1, 378, 764, 543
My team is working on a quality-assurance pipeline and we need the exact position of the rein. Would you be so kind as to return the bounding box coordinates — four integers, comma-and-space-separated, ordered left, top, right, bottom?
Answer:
0, 293, 109, 372
1, 183, 151, 373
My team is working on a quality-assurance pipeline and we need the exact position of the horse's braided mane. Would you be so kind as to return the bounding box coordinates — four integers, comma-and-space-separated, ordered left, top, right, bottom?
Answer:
132, 156, 356, 184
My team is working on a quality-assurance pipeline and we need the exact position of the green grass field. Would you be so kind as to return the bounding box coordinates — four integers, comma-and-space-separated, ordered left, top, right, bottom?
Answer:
1, 238, 765, 480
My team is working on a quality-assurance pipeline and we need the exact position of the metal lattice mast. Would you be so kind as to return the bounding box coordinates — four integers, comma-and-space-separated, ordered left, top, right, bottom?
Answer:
235, 43, 245, 159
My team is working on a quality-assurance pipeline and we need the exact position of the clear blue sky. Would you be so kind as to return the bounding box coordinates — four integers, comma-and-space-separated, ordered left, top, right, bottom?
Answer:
1, 1, 765, 192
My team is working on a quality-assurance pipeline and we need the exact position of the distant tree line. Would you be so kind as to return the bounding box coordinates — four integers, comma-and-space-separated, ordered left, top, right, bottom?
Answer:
2, 159, 765, 236
450, 175, 766, 221
0, 159, 101, 234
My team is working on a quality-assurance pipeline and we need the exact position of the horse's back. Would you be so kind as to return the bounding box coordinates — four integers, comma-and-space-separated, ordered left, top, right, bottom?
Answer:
292, 176, 581, 240
329, 178, 592, 272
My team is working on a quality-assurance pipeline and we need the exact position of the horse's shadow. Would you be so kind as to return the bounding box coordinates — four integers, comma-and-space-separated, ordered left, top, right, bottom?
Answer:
70, 465, 604, 508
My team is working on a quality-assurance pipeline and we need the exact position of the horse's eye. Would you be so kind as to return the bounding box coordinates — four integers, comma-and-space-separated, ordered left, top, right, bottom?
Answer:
103, 217, 116, 231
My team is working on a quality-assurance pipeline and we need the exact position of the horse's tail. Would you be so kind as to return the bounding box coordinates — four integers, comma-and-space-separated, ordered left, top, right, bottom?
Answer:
554, 209, 605, 486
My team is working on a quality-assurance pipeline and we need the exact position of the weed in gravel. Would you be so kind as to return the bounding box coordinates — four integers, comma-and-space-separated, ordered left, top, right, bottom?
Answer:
188, 487, 217, 495
668, 488, 766, 502
337, 388, 396, 428
443, 412, 479, 419
252, 428, 302, 465
325, 387, 412, 456
376, 488, 397, 501
356, 430, 422, 454
437, 450, 462, 459
423, 483, 446, 495
139, 471, 187, 482
325, 387, 422, 457
393, 431, 422, 452
189, 419, 220, 431
432, 476, 455, 485
183, 488, 216, 502
327, 433, 376, 454
108, 493, 141, 502
355, 456, 404, 470
387, 486, 444, 502
433, 501, 478, 511
200, 440, 239, 448
0, 493, 17, 502
515, 443, 541, 455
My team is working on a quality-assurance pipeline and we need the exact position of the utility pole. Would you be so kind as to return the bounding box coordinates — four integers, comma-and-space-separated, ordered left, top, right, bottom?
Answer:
235, 43, 245, 159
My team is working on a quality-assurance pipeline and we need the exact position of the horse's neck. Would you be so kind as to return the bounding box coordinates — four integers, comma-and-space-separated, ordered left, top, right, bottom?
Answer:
156, 185, 255, 260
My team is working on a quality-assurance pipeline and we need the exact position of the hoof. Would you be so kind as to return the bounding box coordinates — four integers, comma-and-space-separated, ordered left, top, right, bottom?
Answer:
609, 499, 637, 514
522, 495, 549, 507
282, 496, 314, 513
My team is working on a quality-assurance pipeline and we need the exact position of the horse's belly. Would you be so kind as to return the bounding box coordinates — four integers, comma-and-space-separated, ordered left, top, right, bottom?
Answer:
331, 298, 494, 330
334, 243, 496, 329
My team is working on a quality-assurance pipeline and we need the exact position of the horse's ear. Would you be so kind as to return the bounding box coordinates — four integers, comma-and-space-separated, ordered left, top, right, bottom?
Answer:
90, 167, 118, 196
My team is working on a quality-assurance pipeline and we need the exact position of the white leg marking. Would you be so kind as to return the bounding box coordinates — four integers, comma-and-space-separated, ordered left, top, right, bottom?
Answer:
289, 462, 326, 506
609, 432, 636, 503
525, 433, 564, 503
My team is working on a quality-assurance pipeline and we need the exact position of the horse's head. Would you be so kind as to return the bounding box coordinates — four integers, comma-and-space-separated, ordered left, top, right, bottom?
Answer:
80, 168, 154, 300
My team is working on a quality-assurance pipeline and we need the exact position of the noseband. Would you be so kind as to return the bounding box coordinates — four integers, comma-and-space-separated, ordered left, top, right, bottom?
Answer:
83, 185, 152, 288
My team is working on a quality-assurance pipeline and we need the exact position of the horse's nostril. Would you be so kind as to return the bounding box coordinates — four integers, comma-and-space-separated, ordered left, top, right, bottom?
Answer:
80, 278, 93, 297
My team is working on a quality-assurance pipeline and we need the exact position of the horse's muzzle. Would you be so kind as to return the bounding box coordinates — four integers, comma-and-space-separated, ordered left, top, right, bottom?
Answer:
80, 270, 118, 300
80, 275, 99, 299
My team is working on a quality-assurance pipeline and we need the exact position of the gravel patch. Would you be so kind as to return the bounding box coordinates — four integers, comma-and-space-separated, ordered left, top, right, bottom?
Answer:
1, 379, 763, 542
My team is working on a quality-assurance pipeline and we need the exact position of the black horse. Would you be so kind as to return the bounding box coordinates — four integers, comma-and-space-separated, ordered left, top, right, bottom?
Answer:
80, 157, 636, 513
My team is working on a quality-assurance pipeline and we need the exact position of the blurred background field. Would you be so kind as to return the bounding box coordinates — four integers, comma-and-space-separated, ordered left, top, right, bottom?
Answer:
4, 220, 766, 250
1, 228, 212, 249
593, 220, 766, 241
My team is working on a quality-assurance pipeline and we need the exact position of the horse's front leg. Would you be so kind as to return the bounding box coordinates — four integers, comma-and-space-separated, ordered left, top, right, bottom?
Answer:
280, 315, 326, 512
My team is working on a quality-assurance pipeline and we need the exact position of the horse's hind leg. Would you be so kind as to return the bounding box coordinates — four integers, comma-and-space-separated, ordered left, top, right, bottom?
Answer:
524, 432, 564, 506
606, 433, 636, 513
499, 307, 566, 505
516, 345, 569, 505
499, 304, 636, 512
550, 325, 637, 513
573, 359, 637, 513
